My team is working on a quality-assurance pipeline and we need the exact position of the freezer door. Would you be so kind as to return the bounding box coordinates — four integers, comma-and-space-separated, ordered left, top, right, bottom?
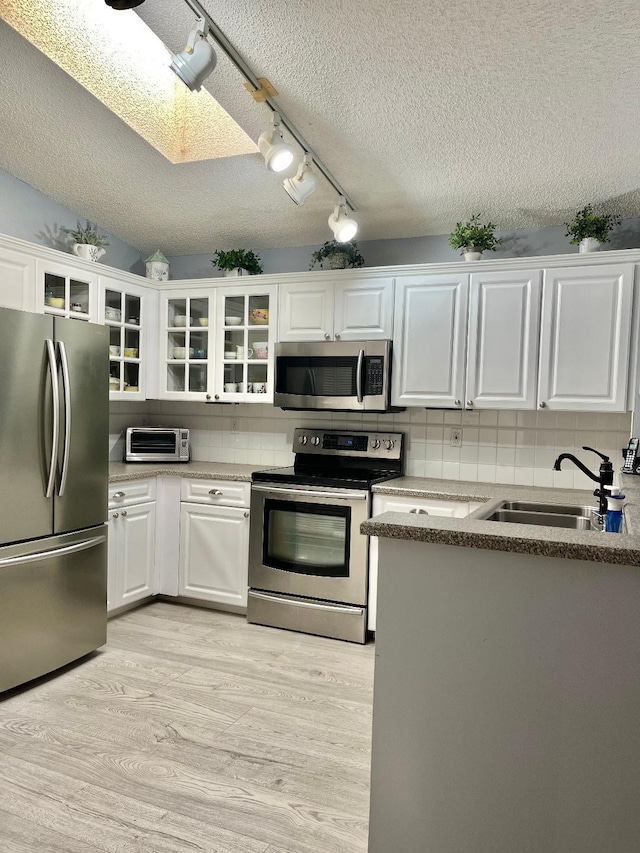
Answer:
0, 308, 55, 545
54, 317, 109, 536
0, 526, 107, 693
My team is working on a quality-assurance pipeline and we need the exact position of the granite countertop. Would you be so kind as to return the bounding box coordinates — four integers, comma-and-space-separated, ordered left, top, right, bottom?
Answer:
363, 474, 640, 567
109, 461, 264, 483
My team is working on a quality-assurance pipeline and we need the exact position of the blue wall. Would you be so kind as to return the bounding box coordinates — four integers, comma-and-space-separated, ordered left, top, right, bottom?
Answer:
167, 220, 640, 280
0, 169, 145, 274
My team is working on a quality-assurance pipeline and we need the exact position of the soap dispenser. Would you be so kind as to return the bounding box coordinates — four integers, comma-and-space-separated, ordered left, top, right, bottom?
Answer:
604, 486, 625, 533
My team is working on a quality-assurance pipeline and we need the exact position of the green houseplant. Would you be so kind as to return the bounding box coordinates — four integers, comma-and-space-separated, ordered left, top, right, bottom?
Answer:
564, 205, 620, 253
66, 220, 109, 262
309, 240, 365, 270
449, 214, 501, 261
212, 249, 263, 276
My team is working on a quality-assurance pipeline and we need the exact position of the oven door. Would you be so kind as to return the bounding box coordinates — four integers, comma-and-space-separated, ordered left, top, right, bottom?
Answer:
249, 483, 370, 605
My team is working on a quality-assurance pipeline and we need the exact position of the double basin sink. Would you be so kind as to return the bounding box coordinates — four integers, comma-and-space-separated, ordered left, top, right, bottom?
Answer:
475, 500, 605, 532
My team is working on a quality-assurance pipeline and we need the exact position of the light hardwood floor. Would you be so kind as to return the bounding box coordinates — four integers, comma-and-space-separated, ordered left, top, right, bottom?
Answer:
0, 602, 375, 853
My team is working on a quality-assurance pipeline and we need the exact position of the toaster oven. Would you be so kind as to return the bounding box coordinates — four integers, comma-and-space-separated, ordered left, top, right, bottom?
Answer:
125, 427, 189, 463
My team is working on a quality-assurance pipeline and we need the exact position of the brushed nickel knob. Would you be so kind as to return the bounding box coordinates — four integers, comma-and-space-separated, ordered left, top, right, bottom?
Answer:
409, 508, 429, 514
113, 491, 125, 499
539, 401, 546, 408
454, 399, 461, 406
244, 511, 249, 518
324, 332, 330, 340
206, 394, 211, 400
112, 512, 119, 519
209, 489, 223, 495
466, 400, 473, 407
214, 394, 220, 400
335, 332, 341, 339
121, 510, 127, 517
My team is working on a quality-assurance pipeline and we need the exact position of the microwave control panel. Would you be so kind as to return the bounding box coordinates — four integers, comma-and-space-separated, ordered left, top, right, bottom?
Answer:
364, 356, 385, 395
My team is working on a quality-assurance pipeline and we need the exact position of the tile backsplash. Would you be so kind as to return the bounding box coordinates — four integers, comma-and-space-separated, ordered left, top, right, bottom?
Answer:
110, 402, 631, 491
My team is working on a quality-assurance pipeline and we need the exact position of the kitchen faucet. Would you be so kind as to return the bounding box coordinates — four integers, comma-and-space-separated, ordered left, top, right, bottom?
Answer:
553, 446, 614, 518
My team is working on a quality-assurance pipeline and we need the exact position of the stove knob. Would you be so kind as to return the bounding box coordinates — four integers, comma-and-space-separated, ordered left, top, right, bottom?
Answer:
311, 436, 320, 446
384, 439, 395, 450
372, 439, 381, 449
298, 434, 308, 445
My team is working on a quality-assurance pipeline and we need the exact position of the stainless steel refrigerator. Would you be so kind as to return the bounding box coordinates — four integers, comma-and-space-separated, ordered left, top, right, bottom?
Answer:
0, 306, 109, 693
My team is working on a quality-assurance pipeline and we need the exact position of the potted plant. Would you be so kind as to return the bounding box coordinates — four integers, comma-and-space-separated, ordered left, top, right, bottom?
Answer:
309, 240, 365, 270
212, 249, 263, 276
449, 214, 501, 261
66, 220, 109, 262
564, 204, 620, 253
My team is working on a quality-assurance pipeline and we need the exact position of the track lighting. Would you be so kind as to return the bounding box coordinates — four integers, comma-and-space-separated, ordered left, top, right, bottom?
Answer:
328, 196, 358, 242
169, 17, 217, 92
283, 155, 317, 205
104, 0, 145, 8
258, 114, 296, 173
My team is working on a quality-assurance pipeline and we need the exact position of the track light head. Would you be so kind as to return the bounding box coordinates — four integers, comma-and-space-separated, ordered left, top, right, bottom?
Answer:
169, 18, 217, 92
258, 114, 296, 173
283, 155, 318, 205
104, 0, 145, 8
328, 196, 358, 242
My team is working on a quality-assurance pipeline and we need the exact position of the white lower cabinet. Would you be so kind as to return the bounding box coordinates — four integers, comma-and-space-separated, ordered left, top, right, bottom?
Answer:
179, 502, 250, 607
367, 494, 482, 631
107, 500, 156, 612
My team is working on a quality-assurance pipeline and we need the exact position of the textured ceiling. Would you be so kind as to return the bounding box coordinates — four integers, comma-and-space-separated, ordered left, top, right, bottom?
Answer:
1, 0, 640, 255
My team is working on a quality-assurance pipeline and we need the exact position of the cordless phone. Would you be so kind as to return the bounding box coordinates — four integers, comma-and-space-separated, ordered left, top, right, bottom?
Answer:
622, 438, 640, 473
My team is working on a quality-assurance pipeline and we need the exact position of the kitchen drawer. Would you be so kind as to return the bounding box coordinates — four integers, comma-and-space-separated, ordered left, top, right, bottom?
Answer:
108, 479, 156, 508
372, 493, 482, 518
180, 479, 250, 508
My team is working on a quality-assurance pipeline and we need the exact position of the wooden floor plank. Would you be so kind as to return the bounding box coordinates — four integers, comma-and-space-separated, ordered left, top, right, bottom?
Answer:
0, 601, 372, 853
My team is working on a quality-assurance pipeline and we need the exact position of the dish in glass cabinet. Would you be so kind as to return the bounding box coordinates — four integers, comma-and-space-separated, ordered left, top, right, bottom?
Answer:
225, 316, 242, 325
45, 296, 65, 309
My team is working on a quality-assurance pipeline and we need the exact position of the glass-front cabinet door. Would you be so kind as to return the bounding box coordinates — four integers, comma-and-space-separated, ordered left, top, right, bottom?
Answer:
159, 291, 213, 400
214, 283, 277, 402
99, 277, 150, 401
37, 259, 98, 321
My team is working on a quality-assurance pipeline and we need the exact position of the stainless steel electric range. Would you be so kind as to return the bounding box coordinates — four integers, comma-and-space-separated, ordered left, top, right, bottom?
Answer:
247, 428, 404, 643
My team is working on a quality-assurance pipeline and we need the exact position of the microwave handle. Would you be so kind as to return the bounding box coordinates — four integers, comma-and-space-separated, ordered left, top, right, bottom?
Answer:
356, 349, 365, 404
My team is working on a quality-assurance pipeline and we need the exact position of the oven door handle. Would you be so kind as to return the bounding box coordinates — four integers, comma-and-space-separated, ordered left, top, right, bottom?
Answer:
356, 348, 365, 404
251, 484, 368, 501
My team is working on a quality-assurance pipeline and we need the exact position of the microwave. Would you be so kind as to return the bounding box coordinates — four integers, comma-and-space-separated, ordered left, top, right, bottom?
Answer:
274, 340, 397, 412
125, 427, 190, 463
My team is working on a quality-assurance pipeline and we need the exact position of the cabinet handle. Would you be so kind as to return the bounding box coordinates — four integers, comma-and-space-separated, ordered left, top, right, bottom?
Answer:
539, 401, 546, 408
206, 394, 211, 400
244, 511, 249, 518
454, 399, 461, 407
209, 489, 223, 495
214, 394, 220, 400
409, 508, 429, 514
113, 491, 125, 499
121, 510, 127, 517
466, 400, 473, 407
112, 512, 119, 519
335, 332, 341, 339
324, 332, 330, 340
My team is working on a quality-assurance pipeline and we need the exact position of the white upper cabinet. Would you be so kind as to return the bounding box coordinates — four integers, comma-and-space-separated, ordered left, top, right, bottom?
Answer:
466, 269, 542, 410
538, 264, 634, 411
392, 273, 468, 407
38, 258, 99, 321
100, 276, 153, 402
278, 277, 394, 342
0, 245, 36, 312
334, 279, 394, 340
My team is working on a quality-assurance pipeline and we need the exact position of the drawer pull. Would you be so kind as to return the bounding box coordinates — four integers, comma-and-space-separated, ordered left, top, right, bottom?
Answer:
244, 511, 249, 518
409, 508, 429, 514
112, 512, 119, 519
121, 510, 128, 517
208, 489, 223, 495
113, 491, 125, 499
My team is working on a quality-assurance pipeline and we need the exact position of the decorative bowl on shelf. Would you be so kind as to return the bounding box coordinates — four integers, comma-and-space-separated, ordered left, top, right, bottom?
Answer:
225, 316, 243, 326
198, 317, 209, 326
173, 315, 192, 327
123, 347, 138, 358
249, 308, 269, 325
46, 296, 65, 309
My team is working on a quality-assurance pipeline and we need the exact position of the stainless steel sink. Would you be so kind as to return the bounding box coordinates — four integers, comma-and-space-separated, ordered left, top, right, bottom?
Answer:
475, 500, 603, 531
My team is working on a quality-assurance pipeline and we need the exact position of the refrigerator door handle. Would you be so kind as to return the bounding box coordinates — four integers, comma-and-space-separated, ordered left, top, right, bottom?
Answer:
45, 339, 59, 499
0, 535, 106, 569
58, 340, 72, 497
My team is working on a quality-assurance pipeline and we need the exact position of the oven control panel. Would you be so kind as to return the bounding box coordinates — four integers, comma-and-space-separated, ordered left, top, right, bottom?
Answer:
293, 429, 403, 460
